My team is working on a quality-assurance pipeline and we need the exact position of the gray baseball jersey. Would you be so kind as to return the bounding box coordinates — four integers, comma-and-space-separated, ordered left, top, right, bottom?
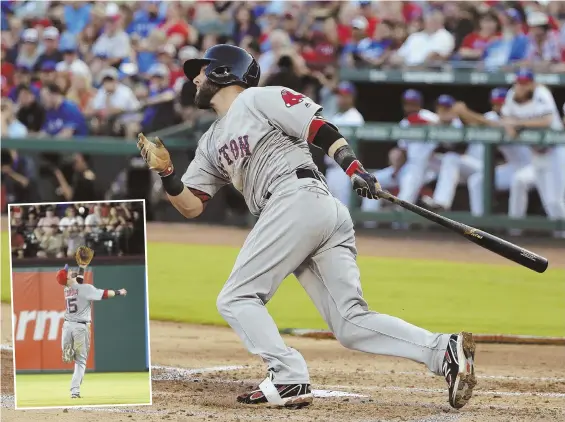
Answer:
181, 86, 322, 216
181, 85, 453, 387
64, 283, 104, 323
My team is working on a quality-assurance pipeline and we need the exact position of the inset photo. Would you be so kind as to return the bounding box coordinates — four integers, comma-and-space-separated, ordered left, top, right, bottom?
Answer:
8, 200, 151, 409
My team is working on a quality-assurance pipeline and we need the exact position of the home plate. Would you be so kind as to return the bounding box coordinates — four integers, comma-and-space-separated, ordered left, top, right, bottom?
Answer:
313, 389, 367, 398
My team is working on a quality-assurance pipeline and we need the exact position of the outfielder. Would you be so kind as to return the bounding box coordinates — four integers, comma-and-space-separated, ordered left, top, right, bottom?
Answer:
137, 45, 476, 409
57, 246, 127, 398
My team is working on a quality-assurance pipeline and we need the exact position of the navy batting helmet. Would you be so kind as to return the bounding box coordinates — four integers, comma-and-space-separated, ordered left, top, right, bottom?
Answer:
183, 44, 260, 88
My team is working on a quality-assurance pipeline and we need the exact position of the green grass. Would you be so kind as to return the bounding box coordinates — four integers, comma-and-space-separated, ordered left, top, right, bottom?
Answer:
15, 372, 151, 408
2, 231, 564, 336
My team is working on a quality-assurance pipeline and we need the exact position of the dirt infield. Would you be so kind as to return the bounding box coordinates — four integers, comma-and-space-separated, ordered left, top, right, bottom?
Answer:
2, 222, 565, 421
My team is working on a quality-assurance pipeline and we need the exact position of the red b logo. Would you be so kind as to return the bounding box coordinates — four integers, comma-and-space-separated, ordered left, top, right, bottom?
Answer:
281, 89, 304, 108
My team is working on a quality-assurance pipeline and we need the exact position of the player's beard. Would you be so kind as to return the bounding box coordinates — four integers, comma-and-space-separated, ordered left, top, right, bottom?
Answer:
194, 79, 222, 110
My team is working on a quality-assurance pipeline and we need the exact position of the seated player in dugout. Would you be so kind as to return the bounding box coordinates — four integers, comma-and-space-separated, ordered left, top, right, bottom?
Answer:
137, 45, 477, 409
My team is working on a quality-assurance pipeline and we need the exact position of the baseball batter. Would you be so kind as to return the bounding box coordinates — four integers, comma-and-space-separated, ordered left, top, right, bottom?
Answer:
137, 45, 476, 409
57, 247, 127, 399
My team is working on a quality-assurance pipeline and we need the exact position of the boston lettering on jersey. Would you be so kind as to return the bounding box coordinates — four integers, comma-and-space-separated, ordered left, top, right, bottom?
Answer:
218, 135, 251, 167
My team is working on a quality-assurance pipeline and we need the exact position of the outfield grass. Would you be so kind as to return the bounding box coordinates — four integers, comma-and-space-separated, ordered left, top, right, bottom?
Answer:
2, 231, 564, 336
15, 372, 151, 408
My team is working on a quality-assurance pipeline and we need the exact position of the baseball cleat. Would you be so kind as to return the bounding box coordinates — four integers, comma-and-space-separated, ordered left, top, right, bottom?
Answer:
237, 381, 313, 408
442, 331, 477, 409
62, 344, 74, 363
71, 393, 81, 399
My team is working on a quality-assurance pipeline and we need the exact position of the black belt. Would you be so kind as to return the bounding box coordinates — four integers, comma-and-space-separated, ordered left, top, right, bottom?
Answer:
65, 319, 87, 325
265, 168, 324, 200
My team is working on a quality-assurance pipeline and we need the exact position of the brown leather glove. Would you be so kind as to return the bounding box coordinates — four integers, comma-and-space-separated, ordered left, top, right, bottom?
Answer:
137, 133, 173, 176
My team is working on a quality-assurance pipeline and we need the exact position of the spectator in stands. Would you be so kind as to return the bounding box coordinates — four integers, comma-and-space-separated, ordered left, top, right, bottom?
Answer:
344, 19, 394, 68
482, 8, 529, 70
36, 206, 60, 235
8, 65, 37, 102
160, 2, 197, 47
85, 204, 103, 233
324, 82, 365, 208
16, 84, 45, 133
1, 148, 36, 206
86, 67, 140, 136
264, 54, 304, 93
54, 153, 99, 202
258, 30, 292, 83
1, 98, 28, 138
36, 226, 65, 258
92, 4, 132, 67
233, 5, 261, 46
16, 28, 41, 69
127, 0, 164, 39
457, 11, 501, 62
38, 61, 58, 87
35, 27, 63, 72
66, 71, 95, 113
63, 1, 93, 35
525, 11, 562, 70
55, 39, 91, 81
59, 205, 84, 230
64, 222, 85, 257
139, 63, 177, 134
389, 10, 455, 67
39, 83, 88, 138
156, 44, 184, 88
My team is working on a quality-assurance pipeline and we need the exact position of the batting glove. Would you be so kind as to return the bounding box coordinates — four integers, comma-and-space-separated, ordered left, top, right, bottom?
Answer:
349, 163, 382, 199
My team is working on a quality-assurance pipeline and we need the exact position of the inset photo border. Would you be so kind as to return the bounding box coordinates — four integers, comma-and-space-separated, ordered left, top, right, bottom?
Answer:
8, 199, 151, 410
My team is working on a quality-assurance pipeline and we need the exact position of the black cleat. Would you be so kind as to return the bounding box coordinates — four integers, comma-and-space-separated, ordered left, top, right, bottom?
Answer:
71, 393, 81, 399
442, 331, 477, 409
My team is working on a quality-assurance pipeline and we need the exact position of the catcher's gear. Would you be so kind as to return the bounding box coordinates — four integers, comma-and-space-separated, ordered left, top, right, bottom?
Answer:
75, 246, 94, 266
183, 44, 260, 88
56, 264, 69, 286
137, 133, 173, 176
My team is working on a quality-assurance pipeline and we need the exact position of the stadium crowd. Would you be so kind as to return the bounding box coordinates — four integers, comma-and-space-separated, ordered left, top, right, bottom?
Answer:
1, 1, 564, 138
1, 1, 564, 231
9, 201, 146, 259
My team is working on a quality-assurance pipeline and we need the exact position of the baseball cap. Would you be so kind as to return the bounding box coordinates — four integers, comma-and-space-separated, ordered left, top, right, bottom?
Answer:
515, 68, 534, 83
178, 45, 200, 63
402, 89, 423, 103
16, 63, 34, 73
105, 2, 121, 21
352, 16, 368, 30
22, 28, 39, 43
506, 8, 523, 23
100, 67, 119, 80
158, 44, 176, 57
40, 61, 57, 72
527, 11, 549, 27
337, 81, 356, 95
147, 63, 169, 78
43, 26, 60, 40
490, 87, 507, 104
56, 264, 69, 286
437, 94, 455, 107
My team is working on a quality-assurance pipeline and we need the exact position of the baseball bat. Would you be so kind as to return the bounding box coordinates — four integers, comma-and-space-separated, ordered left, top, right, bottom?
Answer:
376, 189, 549, 273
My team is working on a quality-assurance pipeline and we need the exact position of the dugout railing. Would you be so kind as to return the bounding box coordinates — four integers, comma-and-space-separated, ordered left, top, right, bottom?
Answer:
4, 124, 564, 232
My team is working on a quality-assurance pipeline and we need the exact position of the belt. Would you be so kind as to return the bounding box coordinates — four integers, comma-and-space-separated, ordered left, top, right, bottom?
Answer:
65, 319, 88, 325
265, 168, 324, 200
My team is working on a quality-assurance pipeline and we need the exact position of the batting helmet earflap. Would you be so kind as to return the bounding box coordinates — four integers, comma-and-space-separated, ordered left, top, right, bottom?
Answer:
183, 44, 260, 88
56, 264, 69, 286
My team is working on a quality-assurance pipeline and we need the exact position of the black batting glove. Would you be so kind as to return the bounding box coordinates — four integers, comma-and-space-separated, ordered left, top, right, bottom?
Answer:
347, 160, 382, 199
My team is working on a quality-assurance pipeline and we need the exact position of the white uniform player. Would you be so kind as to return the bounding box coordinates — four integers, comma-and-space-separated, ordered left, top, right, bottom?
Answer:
138, 45, 477, 410
503, 69, 565, 236
361, 90, 438, 219
421, 95, 470, 211
324, 81, 365, 207
467, 88, 532, 216
57, 264, 127, 398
